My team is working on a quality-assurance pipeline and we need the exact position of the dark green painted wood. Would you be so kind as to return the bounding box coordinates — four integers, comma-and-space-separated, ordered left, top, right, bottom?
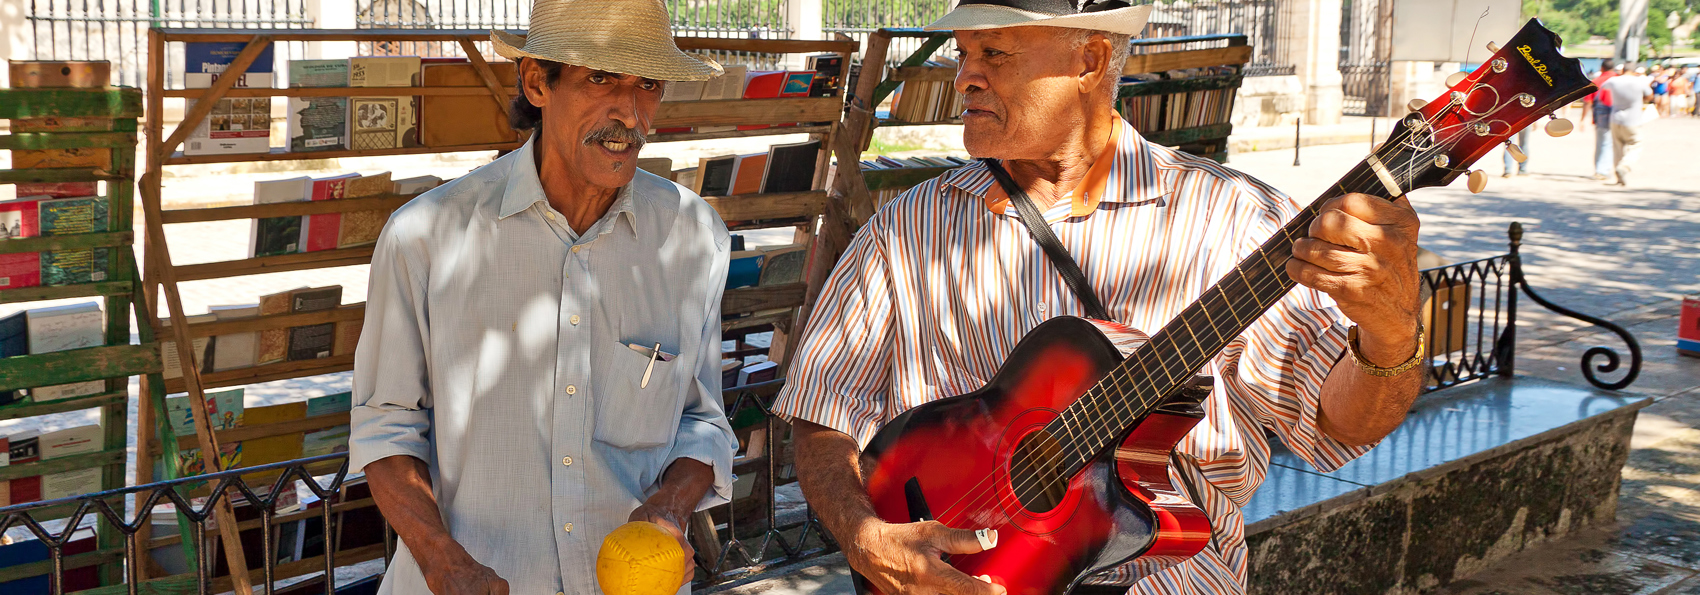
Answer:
0, 88, 143, 119
1141, 123, 1235, 147
0, 344, 161, 392
0, 447, 126, 481
0, 389, 126, 422
0, 167, 128, 183
68, 574, 199, 595
0, 280, 134, 304
0, 531, 124, 583
0, 132, 139, 151
863, 166, 955, 191
1117, 74, 1244, 98
0, 230, 134, 255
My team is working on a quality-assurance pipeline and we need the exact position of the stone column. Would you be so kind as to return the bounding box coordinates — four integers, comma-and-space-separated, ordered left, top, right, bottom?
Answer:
1282, 0, 1344, 126
785, 0, 823, 68
305, 0, 357, 60
0, 0, 32, 88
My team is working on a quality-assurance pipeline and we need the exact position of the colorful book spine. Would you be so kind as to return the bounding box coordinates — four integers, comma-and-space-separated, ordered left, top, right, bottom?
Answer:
288, 59, 349, 153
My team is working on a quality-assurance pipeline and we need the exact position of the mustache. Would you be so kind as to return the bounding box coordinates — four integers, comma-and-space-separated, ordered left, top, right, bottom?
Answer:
582, 123, 647, 150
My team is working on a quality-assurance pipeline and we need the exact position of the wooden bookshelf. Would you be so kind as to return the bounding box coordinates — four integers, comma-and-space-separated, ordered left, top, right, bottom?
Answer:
140, 27, 861, 589
0, 85, 165, 588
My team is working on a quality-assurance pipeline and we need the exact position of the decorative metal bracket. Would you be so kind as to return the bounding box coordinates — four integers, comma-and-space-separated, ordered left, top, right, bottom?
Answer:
1507, 222, 1643, 390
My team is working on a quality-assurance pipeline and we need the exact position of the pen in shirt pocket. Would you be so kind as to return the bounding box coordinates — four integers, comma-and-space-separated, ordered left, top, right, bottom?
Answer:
626, 342, 677, 388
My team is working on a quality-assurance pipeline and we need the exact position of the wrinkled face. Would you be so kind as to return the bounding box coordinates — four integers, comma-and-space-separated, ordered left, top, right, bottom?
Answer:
952, 26, 1097, 160
522, 60, 665, 190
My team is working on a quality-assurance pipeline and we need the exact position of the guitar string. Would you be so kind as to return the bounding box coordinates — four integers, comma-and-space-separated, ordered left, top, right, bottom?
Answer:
925, 83, 1534, 529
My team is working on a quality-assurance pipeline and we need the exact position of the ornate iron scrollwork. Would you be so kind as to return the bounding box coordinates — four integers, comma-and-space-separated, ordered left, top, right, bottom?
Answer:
1507, 222, 1643, 390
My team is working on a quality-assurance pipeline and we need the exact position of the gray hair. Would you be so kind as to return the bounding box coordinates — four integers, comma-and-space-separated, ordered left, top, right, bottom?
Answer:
1068, 29, 1132, 101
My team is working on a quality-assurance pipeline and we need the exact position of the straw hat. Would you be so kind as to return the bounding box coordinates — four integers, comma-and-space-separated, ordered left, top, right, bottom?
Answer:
925, 0, 1152, 36
492, 0, 722, 82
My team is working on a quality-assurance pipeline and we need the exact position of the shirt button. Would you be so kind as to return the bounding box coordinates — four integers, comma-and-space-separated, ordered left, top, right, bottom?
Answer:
545, 211, 556, 220
569, 315, 580, 325
572, 245, 581, 253
564, 522, 573, 533
566, 385, 577, 395
1037, 302, 1048, 312
562, 455, 573, 466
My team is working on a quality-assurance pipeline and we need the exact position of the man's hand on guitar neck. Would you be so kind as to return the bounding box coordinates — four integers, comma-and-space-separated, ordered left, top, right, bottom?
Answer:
793, 420, 1007, 595
1286, 192, 1426, 446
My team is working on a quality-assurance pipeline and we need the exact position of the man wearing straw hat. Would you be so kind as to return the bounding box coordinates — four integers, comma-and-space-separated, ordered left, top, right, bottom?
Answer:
777, 1, 1424, 594
349, 1, 737, 593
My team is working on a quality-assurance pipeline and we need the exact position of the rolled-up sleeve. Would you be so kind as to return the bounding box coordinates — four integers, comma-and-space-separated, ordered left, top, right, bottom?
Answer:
349, 221, 434, 473
662, 245, 736, 510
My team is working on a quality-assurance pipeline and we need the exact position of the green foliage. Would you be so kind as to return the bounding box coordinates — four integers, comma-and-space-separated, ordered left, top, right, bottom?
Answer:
1647, 0, 1686, 51
1524, 0, 1698, 54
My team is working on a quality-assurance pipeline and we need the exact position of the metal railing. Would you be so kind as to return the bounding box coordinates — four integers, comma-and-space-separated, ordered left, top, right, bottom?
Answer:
1417, 222, 1642, 392
26, 0, 314, 88
1137, 0, 1294, 77
1339, 0, 1389, 116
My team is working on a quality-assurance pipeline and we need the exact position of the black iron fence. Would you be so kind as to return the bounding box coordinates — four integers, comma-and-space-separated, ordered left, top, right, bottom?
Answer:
1137, 0, 1295, 77
25, 0, 313, 88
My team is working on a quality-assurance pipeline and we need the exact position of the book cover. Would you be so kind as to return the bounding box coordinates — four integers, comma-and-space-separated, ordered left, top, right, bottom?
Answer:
333, 311, 363, 357
208, 304, 260, 371
726, 250, 763, 290
729, 153, 769, 195
0, 312, 26, 406
420, 61, 520, 147
166, 388, 245, 437
302, 173, 356, 252
38, 195, 110, 287
40, 424, 102, 496
288, 286, 341, 361
177, 443, 241, 476
302, 426, 350, 457
256, 286, 306, 365
159, 313, 215, 380
780, 71, 815, 98
805, 54, 844, 97
0, 436, 9, 506
758, 244, 808, 286
338, 172, 393, 248
695, 155, 737, 196
637, 158, 673, 180
7, 432, 41, 503
696, 64, 750, 134
393, 175, 441, 195
761, 140, 821, 194
287, 59, 349, 153
738, 360, 779, 385
25, 301, 104, 401
250, 176, 312, 258
738, 71, 789, 131
240, 402, 306, 480
0, 196, 44, 290
306, 391, 352, 417
42, 467, 101, 500
183, 42, 276, 156
350, 56, 422, 150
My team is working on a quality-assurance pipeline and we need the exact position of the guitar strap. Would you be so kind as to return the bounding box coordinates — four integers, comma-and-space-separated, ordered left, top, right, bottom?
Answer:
980, 158, 1114, 322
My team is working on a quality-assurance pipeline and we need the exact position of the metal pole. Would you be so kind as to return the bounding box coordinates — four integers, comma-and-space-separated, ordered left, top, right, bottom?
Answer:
1293, 117, 1301, 166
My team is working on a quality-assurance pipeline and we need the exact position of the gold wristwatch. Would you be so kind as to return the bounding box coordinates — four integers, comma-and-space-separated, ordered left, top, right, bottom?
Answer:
1346, 323, 1425, 377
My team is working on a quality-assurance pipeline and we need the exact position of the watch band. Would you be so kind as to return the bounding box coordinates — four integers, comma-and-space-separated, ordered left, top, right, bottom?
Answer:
1346, 323, 1425, 377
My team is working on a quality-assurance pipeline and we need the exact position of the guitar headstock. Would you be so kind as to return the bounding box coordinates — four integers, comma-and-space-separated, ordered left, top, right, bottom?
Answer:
1368, 19, 1596, 195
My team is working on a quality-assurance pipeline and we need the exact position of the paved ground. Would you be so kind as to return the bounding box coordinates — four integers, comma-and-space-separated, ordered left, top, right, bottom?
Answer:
3, 109, 1698, 590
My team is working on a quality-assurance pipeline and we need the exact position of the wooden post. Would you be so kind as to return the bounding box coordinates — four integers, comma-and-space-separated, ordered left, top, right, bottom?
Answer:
142, 27, 257, 595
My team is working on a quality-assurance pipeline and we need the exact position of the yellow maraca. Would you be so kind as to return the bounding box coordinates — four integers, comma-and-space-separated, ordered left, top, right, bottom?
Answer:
596, 521, 688, 595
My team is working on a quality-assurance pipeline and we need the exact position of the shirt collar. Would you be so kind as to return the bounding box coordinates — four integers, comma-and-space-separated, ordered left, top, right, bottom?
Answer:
940, 115, 1168, 218
497, 132, 643, 240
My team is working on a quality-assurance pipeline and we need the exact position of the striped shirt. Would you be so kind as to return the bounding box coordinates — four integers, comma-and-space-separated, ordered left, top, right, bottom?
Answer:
773, 116, 1374, 593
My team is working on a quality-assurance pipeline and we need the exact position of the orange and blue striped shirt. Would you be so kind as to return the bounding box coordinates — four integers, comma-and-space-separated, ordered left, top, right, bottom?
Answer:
773, 116, 1375, 593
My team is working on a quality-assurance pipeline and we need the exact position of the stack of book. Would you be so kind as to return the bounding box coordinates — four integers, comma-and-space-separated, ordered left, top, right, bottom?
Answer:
656, 57, 843, 134
677, 140, 822, 199
248, 173, 440, 258
0, 194, 112, 291
1117, 66, 1238, 134
160, 389, 352, 479
0, 423, 104, 506
0, 301, 108, 407
859, 155, 972, 206
888, 60, 964, 124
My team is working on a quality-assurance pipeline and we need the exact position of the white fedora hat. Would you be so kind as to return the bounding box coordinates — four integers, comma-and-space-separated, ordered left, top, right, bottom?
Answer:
925, 0, 1151, 36
492, 0, 722, 82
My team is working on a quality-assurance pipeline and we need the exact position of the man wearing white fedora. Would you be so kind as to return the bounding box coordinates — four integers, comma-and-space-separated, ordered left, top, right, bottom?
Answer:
778, 1, 1423, 594
349, 0, 736, 593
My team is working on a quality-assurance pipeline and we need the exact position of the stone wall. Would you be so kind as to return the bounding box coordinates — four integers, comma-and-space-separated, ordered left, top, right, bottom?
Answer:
1244, 406, 1641, 595
1232, 75, 1306, 128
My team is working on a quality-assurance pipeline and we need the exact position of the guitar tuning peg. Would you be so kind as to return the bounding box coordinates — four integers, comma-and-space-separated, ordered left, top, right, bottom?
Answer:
1506, 142, 1527, 163
1487, 41, 1500, 53
1407, 98, 1429, 112
1467, 170, 1488, 193
1446, 71, 1469, 87
1544, 116, 1574, 137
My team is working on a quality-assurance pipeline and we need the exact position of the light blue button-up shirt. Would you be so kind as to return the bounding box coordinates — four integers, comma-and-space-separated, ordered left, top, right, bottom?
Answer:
350, 135, 736, 595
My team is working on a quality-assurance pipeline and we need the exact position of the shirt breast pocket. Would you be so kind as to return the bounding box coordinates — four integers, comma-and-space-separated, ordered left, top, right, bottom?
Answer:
594, 342, 685, 450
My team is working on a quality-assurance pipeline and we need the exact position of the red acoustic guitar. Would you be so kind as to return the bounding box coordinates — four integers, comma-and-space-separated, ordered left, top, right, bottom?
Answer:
855, 19, 1594, 595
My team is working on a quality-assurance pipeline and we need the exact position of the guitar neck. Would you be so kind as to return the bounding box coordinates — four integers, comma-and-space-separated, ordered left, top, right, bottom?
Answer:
1047, 155, 1401, 472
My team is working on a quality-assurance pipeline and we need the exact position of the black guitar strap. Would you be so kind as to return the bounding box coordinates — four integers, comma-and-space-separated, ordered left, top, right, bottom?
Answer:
980, 158, 1113, 322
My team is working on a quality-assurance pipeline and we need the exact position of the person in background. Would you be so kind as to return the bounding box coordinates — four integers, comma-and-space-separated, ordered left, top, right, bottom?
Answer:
1671, 69, 1693, 118
1586, 61, 1618, 181
1653, 69, 1671, 117
1687, 67, 1699, 116
1601, 65, 1654, 186
1502, 126, 1531, 177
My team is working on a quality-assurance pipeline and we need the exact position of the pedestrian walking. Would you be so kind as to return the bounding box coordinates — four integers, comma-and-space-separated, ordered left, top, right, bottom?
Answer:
1503, 127, 1531, 177
1672, 70, 1694, 117
1587, 61, 1618, 180
1602, 66, 1655, 186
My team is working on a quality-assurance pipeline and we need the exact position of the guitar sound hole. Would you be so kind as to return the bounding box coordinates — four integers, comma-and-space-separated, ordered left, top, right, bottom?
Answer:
1009, 430, 1070, 514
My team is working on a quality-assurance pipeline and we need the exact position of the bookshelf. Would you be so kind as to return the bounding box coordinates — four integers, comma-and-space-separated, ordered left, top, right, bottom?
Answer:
141, 27, 859, 586
837, 29, 1254, 230
0, 86, 172, 587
